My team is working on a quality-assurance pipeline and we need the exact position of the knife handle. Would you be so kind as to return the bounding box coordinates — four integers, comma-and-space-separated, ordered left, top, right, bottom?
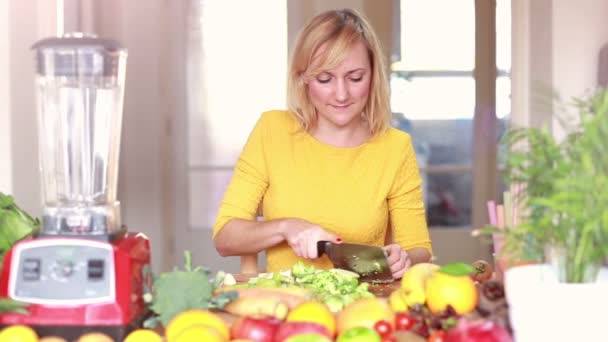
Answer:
317, 240, 331, 257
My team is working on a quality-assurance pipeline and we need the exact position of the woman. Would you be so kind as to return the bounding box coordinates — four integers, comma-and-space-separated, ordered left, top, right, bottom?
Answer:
213, 9, 432, 279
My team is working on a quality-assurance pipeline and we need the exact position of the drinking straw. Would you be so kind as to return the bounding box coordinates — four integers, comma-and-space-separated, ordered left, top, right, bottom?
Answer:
496, 204, 505, 229
487, 200, 497, 226
503, 191, 513, 228
491, 204, 505, 259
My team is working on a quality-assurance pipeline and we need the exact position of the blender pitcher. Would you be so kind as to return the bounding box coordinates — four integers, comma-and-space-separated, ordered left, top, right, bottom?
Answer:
33, 33, 127, 237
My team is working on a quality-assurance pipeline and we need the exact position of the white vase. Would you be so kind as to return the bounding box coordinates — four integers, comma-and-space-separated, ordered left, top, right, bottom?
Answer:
504, 264, 608, 341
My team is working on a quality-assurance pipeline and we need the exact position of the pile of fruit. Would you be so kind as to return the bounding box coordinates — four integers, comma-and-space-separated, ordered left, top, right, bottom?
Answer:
0, 325, 163, 342
387, 262, 512, 341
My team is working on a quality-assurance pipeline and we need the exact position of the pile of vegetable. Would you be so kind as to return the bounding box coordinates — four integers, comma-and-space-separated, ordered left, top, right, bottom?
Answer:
0, 192, 39, 315
243, 261, 375, 312
143, 251, 237, 328
0, 192, 39, 261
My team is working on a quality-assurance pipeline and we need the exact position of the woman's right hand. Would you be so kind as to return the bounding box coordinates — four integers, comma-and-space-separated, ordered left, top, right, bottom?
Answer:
279, 218, 340, 259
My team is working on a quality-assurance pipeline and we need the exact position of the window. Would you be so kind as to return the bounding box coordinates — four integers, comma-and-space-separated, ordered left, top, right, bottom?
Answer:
391, 0, 511, 227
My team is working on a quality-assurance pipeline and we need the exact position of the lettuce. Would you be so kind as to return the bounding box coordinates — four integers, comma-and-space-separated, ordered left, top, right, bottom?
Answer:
0, 192, 39, 261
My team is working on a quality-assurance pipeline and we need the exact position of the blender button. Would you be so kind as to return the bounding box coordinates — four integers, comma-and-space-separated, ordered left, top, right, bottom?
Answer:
87, 259, 105, 280
22, 258, 41, 281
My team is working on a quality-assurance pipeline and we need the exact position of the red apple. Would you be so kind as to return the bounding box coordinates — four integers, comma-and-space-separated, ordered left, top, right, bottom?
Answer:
275, 322, 331, 342
230, 316, 282, 342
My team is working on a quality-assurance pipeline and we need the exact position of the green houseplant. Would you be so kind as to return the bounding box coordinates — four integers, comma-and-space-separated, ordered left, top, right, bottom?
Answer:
496, 88, 608, 283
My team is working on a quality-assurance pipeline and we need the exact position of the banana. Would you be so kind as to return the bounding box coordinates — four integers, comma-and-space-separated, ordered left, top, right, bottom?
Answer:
215, 287, 312, 309
388, 289, 408, 312
223, 295, 289, 320
400, 263, 440, 308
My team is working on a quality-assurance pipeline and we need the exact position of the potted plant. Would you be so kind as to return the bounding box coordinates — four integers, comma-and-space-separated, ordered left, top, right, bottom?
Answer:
496, 88, 608, 281
491, 88, 608, 341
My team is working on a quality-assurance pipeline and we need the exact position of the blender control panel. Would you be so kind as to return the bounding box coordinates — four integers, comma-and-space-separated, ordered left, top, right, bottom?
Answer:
10, 240, 114, 304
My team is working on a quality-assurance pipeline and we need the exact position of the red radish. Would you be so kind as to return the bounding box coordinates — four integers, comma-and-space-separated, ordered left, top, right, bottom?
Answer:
373, 320, 393, 338
394, 312, 415, 331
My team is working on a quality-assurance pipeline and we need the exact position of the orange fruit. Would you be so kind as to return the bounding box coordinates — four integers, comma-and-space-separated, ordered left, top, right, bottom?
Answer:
172, 324, 224, 342
76, 332, 114, 342
426, 271, 478, 315
336, 298, 394, 334
165, 309, 229, 341
124, 329, 162, 342
0, 325, 38, 342
286, 301, 336, 336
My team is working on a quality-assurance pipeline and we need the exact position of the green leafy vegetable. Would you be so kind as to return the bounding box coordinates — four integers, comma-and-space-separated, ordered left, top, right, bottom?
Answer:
143, 251, 237, 328
0, 192, 40, 260
0, 298, 29, 315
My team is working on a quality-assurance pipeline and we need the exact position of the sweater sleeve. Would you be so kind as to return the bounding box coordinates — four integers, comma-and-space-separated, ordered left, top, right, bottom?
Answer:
212, 113, 269, 238
387, 135, 433, 254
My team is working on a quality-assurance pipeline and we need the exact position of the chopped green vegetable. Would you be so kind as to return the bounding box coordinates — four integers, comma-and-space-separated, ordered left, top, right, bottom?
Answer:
143, 251, 237, 328
246, 261, 374, 312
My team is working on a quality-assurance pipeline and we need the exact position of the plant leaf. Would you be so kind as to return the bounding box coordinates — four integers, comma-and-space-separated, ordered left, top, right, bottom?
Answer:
438, 263, 475, 276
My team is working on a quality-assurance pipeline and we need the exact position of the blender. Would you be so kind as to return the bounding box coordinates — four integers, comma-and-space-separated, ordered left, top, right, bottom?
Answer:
0, 33, 151, 340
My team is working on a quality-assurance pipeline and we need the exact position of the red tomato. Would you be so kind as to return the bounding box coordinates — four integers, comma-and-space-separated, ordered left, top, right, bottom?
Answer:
373, 320, 393, 338
395, 312, 415, 331
471, 260, 493, 282
382, 336, 397, 342
428, 330, 446, 342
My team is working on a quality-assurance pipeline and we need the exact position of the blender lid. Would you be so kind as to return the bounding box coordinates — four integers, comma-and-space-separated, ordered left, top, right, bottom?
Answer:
32, 32, 127, 77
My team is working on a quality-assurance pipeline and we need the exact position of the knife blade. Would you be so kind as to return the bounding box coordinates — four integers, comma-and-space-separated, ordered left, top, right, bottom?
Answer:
317, 241, 394, 283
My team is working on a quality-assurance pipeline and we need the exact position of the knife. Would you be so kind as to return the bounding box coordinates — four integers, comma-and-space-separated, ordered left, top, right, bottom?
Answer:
317, 241, 394, 283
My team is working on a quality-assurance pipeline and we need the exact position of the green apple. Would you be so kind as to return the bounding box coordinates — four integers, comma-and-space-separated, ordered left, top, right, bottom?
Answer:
337, 327, 382, 342
284, 333, 332, 342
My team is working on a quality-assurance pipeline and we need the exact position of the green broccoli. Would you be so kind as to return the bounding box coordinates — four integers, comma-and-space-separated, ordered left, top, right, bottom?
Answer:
144, 251, 237, 328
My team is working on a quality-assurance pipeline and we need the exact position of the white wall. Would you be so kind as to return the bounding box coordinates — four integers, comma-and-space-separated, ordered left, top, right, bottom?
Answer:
512, 0, 608, 133
552, 0, 608, 101
2, 1, 60, 214
0, 0, 11, 194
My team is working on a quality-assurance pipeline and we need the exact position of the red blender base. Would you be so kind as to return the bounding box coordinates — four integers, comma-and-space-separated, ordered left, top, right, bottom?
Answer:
0, 232, 151, 341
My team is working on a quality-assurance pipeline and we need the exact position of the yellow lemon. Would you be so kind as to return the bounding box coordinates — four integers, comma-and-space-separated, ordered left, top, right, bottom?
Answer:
400, 263, 439, 308
426, 271, 478, 315
0, 325, 38, 342
336, 298, 394, 334
76, 332, 114, 342
286, 301, 336, 336
124, 329, 162, 342
165, 309, 229, 342
172, 324, 225, 342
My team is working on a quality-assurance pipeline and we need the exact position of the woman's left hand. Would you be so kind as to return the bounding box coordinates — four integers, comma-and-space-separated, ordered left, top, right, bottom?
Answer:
383, 244, 411, 279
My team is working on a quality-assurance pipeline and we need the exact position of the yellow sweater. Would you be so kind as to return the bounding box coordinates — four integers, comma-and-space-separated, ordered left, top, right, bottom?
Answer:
213, 110, 432, 272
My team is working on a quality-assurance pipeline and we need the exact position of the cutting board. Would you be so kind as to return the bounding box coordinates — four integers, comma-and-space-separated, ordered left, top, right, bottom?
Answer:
233, 273, 400, 298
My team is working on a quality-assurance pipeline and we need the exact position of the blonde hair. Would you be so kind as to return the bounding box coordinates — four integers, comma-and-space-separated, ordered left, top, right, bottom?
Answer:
287, 8, 391, 137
